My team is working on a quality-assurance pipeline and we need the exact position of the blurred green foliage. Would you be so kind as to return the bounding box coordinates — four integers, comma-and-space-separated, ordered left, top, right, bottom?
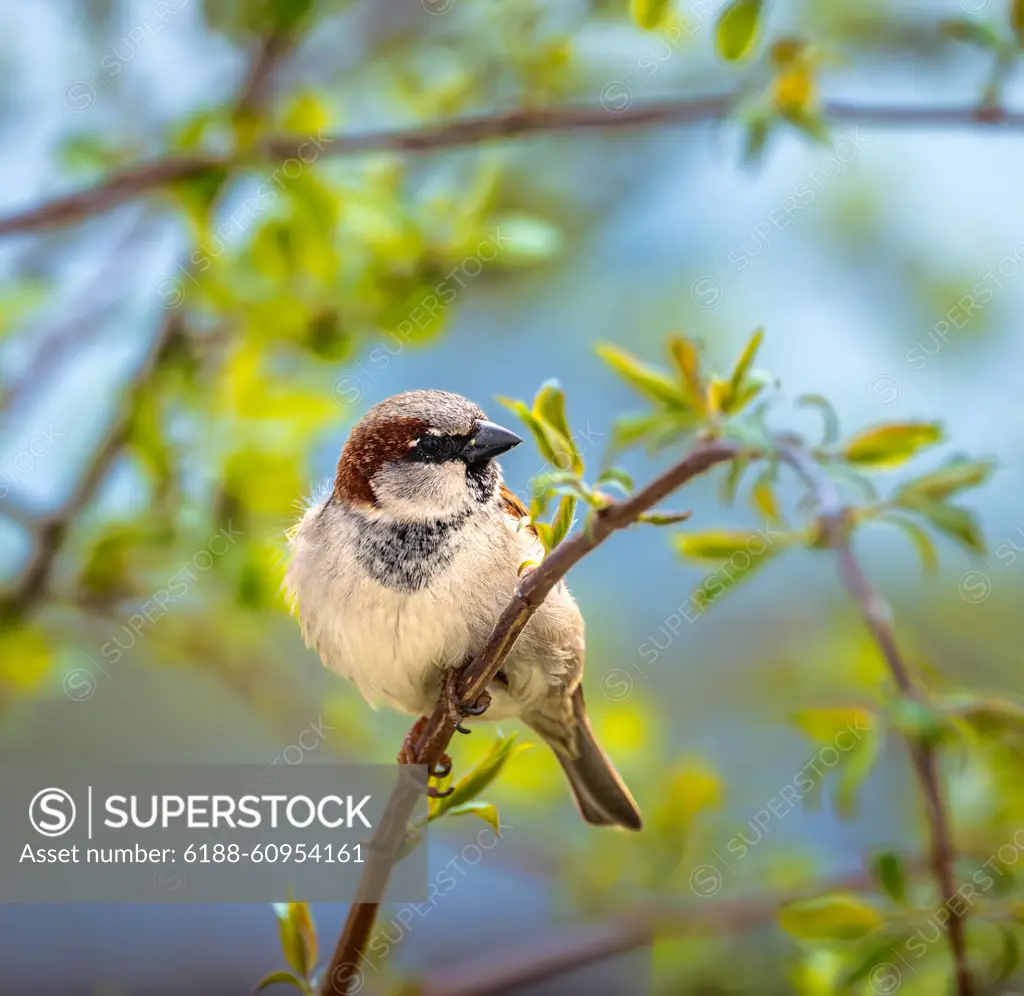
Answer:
2, 0, 1024, 993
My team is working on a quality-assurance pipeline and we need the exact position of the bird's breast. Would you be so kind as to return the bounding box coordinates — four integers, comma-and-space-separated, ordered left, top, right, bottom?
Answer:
353, 509, 471, 591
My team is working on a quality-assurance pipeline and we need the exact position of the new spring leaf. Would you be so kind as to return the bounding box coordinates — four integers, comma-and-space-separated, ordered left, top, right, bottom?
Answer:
843, 422, 942, 468
716, 0, 763, 61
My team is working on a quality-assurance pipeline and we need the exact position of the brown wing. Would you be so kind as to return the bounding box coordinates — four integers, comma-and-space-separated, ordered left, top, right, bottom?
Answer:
499, 483, 538, 538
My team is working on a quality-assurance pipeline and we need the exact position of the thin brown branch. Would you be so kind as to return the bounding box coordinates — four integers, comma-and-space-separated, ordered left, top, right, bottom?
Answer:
2, 97, 1023, 238
416, 861, 933, 996
0, 312, 183, 617
235, 27, 298, 119
0, 155, 224, 237
777, 443, 973, 996
318, 437, 740, 996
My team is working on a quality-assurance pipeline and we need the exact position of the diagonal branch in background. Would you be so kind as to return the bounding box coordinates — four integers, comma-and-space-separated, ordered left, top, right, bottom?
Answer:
2, 97, 1024, 238
0, 211, 156, 422
318, 437, 740, 996
0, 312, 183, 617
777, 442, 974, 996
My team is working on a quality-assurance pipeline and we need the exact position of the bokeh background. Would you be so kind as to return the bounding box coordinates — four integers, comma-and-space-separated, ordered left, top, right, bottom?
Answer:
2, 0, 1024, 992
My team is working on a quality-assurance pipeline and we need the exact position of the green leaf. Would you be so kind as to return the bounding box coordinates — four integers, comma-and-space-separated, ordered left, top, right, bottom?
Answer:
876, 514, 939, 575
778, 893, 884, 941
675, 529, 774, 562
431, 734, 530, 819
630, 0, 671, 30
840, 933, 916, 988
689, 544, 775, 612
843, 422, 943, 468
727, 327, 764, 401
546, 495, 576, 551
534, 380, 572, 447
797, 393, 840, 446
771, 36, 808, 66
939, 692, 1024, 745
742, 115, 773, 167
441, 801, 501, 833
668, 337, 704, 410
652, 762, 722, 862
533, 522, 553, 549
914, 502, 985, 554
608, 411, 676, 452
254, 970, 307, 992
532, 381, 582, 474
268, 0, 314, 31
783, 107, 831, 144
887, 698, 949, 748
596, 343, 686, 408
597, 467, 634, 494
834, 726, 882, 820
501, 391, 581, 474
59, 133, 124, 175
895, 457, 995, 504
719, 455, 750, 505
751, 469, 781, 524
792, 707, 874, 744
282, 90, 329, 135
637, 510, 692, 526
716, 0, 763, 61
273, 902, 316, 980
1015, 0, 1024, 46
872, 852, 907, 905
127, 391, 172, 491
77, 523, 167, 601
0, 625, 52, 693
997, 923, 1021, 982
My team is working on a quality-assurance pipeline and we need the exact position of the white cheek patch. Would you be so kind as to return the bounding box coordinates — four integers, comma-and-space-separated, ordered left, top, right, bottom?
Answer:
371, 461, 473, 519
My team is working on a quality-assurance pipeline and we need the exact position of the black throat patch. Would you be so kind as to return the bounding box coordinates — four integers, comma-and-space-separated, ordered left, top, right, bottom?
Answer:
355, 509, 472, 591
466, 462, 498, 505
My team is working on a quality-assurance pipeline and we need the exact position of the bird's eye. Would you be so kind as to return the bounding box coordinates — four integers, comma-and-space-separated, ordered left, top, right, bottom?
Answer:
418, 436, 442, 457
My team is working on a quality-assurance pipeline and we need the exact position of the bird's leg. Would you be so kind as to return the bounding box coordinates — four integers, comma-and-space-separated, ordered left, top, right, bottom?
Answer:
397, 716, 429, 765
397, 716, 453, 798
444, 662, 492, 735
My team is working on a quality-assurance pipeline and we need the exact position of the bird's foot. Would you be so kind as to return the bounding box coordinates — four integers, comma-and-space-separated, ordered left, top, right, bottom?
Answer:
444, 665, 492, 735
397, 716, 454, 798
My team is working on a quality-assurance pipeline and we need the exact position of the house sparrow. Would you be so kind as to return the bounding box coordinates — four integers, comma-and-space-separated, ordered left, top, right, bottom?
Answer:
285, 390, 642, 830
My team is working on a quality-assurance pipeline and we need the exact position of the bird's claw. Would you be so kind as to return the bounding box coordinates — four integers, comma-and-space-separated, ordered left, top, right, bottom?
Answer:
459, 693, 491, 717
444, 667, 492, 733
398, 720, 456, 797
430, 752, 452, 780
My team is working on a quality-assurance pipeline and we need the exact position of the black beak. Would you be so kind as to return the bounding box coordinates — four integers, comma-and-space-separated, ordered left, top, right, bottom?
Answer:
461, 420, 522, 464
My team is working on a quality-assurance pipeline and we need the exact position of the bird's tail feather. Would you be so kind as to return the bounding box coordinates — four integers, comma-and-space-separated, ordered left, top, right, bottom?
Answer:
528, 686, 642, 831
